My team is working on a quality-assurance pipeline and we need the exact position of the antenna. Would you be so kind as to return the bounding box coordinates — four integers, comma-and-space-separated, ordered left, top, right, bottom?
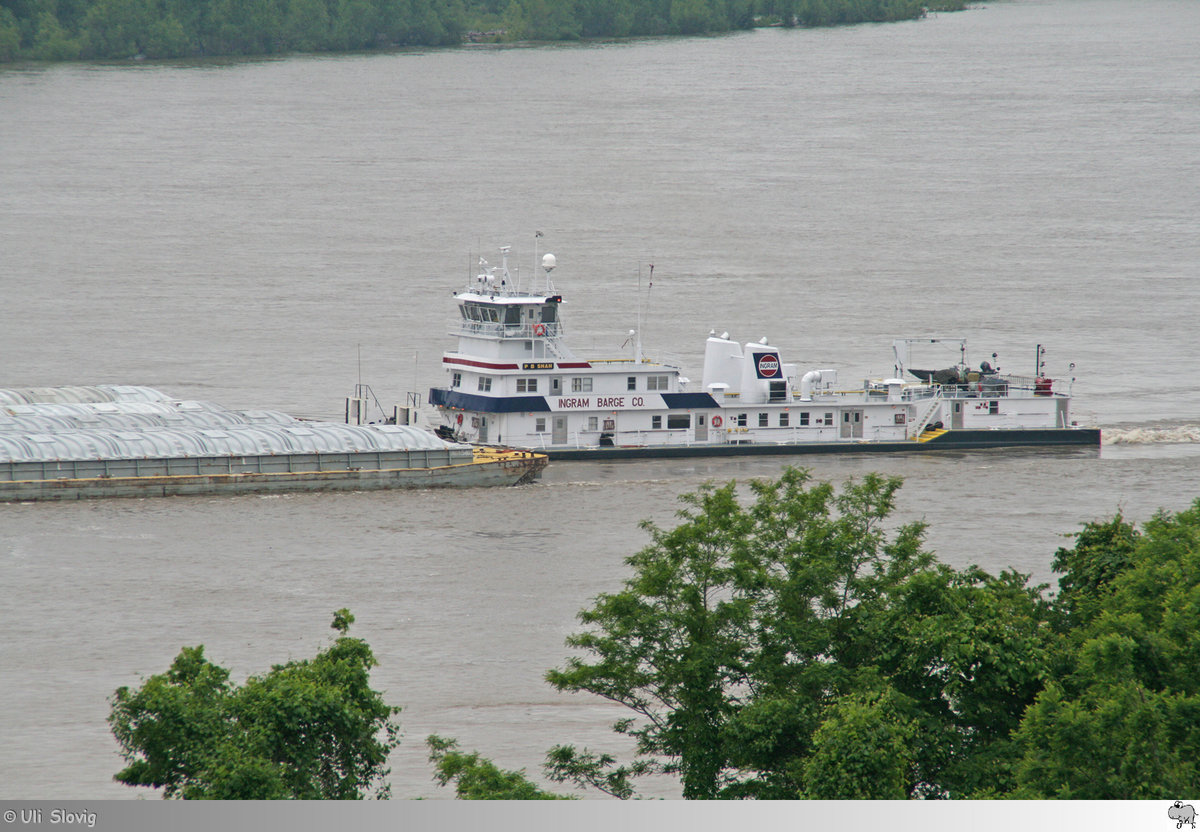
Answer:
636, 264, 643, 363
533, 230, 544, 293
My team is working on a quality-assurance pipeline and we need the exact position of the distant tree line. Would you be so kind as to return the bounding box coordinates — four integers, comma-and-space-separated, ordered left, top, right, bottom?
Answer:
0, 0, 968, 63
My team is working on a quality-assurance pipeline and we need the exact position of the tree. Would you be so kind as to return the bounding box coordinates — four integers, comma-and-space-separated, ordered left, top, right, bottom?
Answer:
1010, 501, 1200, 798
427, 736, 572, 799
109, 609, 401, 799
0, 7, 22, 59
547, 469, 951, 798
82, 0, 188, 59
279, 0, 329, 52
800, 687, 915, 799
669, 0, 721, 34
418, 477, 1200, 800
30, 3, 79, 58
546, 468, 1062, 799
864, 565, 1055, 797
1049, 512, 1140, 630
546, 473, 757, 798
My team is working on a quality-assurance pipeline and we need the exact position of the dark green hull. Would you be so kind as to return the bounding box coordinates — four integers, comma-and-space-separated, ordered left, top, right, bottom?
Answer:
541, 428, 1101, 461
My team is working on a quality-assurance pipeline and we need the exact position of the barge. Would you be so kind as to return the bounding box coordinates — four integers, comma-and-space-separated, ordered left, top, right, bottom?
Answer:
0, 386, 545, 502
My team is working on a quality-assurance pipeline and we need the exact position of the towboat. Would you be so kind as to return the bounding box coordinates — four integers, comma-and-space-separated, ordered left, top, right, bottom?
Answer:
428, 247, 1100, 459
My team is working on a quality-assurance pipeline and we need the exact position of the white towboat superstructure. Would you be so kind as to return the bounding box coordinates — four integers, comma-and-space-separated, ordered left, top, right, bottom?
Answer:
428, 248, 1100, 459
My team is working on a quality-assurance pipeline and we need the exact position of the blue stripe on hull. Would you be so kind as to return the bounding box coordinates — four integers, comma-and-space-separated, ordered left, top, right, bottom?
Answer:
430, 388, 551, 413
430, 389, 719, 413
660, 393, 720, 409
541, 428, 1101, 460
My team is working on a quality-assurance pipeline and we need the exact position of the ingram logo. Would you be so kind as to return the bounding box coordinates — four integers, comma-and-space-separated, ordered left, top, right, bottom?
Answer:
755, 352, 781, 379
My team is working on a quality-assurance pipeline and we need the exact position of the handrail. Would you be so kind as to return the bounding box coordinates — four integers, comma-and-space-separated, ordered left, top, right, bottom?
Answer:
451, 321, 565, 339
907, 392, 944, 439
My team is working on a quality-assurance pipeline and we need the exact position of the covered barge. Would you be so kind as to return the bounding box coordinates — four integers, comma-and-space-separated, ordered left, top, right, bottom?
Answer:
0, 386, 544, 502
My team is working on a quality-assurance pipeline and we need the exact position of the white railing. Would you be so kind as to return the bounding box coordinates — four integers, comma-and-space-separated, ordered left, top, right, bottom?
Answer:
451, 320, 565, 340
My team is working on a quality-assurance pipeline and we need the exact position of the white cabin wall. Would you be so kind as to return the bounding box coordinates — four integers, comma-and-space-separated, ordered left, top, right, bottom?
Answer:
959, 398, 1058, 428
701, 337, 743, 394
739, 346, 780, 404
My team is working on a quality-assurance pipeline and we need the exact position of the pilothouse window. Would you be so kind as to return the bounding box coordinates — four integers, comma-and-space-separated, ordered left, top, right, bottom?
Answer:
464, 303, 501, 323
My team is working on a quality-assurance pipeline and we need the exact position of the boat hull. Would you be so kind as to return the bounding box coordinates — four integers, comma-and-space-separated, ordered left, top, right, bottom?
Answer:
538, 428, 1101, 461
0, 451, 546, 502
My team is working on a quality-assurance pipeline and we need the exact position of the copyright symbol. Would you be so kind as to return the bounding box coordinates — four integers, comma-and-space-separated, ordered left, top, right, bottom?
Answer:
3, 809, 16, 823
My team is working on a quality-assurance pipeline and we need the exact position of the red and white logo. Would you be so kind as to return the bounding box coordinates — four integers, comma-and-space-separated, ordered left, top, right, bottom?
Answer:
757, 353, 780, 378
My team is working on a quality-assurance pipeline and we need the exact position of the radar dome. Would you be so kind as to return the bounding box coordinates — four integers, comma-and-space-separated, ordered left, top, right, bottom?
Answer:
542, 253, 556, 272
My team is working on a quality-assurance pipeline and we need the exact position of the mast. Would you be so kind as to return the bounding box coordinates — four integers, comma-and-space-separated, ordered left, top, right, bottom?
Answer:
635, 263, 653, 364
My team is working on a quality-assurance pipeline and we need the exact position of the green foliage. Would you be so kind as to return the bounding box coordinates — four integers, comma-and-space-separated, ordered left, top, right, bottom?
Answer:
30, 4, 80, 59
1050, 513, 1140, 629
868, 565, 1054, 797
801, 687, 915, 799
427, 735, 573, 799
544, 744, 653, 799
82, 0, 188, 59
109, 610, 401, 800
794, 0, 925, 27
547, 468, 1005, 799
546, 473, 760, 798
0, 0, 953, 62
546, 468, 1188, 800
414, 478, 1200, 801
0, 7, 24, 59
1010, 500, 1200, 798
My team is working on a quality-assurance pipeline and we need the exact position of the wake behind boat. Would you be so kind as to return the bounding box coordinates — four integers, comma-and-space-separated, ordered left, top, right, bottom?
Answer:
428, 246, 1100, 459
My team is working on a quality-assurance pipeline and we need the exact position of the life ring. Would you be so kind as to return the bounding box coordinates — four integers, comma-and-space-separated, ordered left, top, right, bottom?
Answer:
533, 323, 546, 336
711, 415, 723, 428
456, 413, 463, 425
